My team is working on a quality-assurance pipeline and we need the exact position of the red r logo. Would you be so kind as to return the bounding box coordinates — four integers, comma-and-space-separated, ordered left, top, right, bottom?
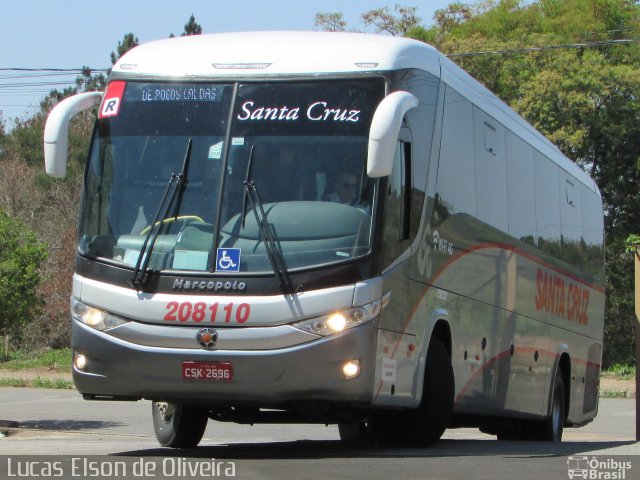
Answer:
99, 81, 126, 118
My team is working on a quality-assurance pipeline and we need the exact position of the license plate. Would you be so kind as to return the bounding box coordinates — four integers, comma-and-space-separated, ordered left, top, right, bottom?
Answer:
182, 361, 233, 381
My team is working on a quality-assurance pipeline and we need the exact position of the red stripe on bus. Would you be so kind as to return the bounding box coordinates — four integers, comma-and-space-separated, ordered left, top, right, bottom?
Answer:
453, 347, 601, 404
373, 242, 603, 402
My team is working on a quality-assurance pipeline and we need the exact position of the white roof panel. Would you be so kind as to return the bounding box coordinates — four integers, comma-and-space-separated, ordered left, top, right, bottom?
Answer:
438, 54, 598, 193
113, 31, 441, 78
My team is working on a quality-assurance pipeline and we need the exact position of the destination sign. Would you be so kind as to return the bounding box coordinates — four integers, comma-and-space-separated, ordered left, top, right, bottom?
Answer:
123, 83, 224, 103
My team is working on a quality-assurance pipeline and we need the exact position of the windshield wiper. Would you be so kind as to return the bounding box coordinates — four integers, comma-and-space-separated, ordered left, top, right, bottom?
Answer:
240, 145, 255, 229
129, 138, 193, 291
242, 145, 296, 294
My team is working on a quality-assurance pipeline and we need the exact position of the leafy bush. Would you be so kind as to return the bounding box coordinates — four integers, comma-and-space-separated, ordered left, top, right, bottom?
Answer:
603, 363, 636, 380
0, 347, 71, 370
0, 209, 47, 344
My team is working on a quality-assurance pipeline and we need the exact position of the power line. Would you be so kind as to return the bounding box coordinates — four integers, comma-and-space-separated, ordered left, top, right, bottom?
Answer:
0, 67, 109, 72
0, 72, 81, 80
448, 37, 640, 58
0, 81, 77, 89
0, 36, 637, 102
0, 68, 106, 107
0, 91, 67, 95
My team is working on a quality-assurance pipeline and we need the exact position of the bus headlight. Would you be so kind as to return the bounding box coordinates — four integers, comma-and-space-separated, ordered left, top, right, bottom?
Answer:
293, 298, 382, 336
71, 297, 129, 331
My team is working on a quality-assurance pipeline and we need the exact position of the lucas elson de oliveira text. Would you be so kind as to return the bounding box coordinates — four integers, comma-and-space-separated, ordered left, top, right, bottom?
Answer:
6, 457, 236, 477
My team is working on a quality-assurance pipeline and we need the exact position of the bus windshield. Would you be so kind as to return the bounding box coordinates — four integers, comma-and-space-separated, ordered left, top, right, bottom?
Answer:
79, 78, 385, 274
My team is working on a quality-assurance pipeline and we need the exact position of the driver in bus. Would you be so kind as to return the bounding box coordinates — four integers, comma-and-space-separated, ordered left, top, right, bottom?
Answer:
321, 169, 368, 211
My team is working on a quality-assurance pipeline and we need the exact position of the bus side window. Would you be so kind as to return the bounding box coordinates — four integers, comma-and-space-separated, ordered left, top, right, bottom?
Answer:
382, 140, 411, 267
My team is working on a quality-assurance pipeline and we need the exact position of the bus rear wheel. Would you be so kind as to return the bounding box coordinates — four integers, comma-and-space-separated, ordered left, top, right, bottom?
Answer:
152, 401, 209, 448
531, 369, 566, 441
496, 369, 566, 442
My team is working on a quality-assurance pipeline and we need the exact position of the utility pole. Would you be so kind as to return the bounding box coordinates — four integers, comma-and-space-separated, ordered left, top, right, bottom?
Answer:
635, 246, 640, 441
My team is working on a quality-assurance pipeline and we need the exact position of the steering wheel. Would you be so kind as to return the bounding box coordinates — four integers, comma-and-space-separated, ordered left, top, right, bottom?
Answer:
138, 215, 205, 235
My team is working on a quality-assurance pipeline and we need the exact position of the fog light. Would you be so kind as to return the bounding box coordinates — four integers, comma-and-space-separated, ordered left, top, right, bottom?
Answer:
342, 359, 360, 380
74, 353, 87, 371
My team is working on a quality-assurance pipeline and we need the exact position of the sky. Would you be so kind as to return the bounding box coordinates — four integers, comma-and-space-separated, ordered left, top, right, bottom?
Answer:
0, 0, 452, 126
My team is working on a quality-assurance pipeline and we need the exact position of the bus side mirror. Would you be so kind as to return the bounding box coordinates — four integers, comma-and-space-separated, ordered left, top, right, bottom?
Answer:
43, 92, 103, 178
367, 91, 418, 178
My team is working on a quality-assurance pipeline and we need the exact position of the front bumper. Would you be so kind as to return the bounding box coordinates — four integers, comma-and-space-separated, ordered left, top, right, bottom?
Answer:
72, 318, 377, 406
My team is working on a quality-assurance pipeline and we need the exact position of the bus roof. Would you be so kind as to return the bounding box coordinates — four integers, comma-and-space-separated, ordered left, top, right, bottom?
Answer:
113, 31, 442, 78
113, 31, 598, 194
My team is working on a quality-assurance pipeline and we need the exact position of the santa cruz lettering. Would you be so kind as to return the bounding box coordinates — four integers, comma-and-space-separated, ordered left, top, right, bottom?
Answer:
535, 268, 590, 325
237, 101, 360, 123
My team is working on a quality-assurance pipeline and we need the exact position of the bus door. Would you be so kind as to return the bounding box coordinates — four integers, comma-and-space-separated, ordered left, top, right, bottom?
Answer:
375, 129, 417, 406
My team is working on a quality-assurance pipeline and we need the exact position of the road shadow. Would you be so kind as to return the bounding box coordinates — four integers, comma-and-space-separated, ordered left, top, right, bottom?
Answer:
18, 419, 126, 431
112, 438, 638, 459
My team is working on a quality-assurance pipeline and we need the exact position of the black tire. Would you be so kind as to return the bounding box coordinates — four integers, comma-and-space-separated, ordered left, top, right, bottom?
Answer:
495, 371, 566, 442
338, 420, 370, 444
152, 401, 209, 448
531, 369, 566, 441
369, 337, 454, 446
413, 336, 454, 444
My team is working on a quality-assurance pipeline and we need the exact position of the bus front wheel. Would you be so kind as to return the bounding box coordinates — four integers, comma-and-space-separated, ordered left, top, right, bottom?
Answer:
370, 337, 454, 446
338, 420, 370, 444
412, 336, 455, 444
152, 401, 209, 448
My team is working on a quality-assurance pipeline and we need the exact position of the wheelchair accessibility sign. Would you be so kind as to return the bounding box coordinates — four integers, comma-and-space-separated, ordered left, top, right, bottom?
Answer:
216, 248, 241, 272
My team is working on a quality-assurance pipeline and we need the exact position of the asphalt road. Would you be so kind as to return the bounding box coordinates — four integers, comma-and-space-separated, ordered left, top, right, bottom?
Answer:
0, 388, 638, 479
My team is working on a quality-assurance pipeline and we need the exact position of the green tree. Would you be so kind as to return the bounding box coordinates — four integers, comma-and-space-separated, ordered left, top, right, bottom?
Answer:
171, 15, 204, 37
0, 209, 47, 342
362, 4, 422, 36
182, 14, 202, 36
314, 12, 348, 31
425, 1, 477, 45
75, 66, 107, 92
0, 53, 100, 351
0, 113, 6, 158
0, 29, 152, 351
110, 32, 140, 65
433, 0, 640, 366
314, 4, 420, 34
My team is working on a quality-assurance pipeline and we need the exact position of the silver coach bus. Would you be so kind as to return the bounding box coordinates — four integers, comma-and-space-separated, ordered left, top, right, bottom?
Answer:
44, 32, 604, 447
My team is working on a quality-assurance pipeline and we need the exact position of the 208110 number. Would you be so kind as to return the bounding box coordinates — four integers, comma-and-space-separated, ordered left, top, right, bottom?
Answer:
164, 301, 251, 324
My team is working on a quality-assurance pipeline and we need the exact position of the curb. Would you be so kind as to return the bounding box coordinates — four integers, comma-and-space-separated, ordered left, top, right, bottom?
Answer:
0, 420, 19, 428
